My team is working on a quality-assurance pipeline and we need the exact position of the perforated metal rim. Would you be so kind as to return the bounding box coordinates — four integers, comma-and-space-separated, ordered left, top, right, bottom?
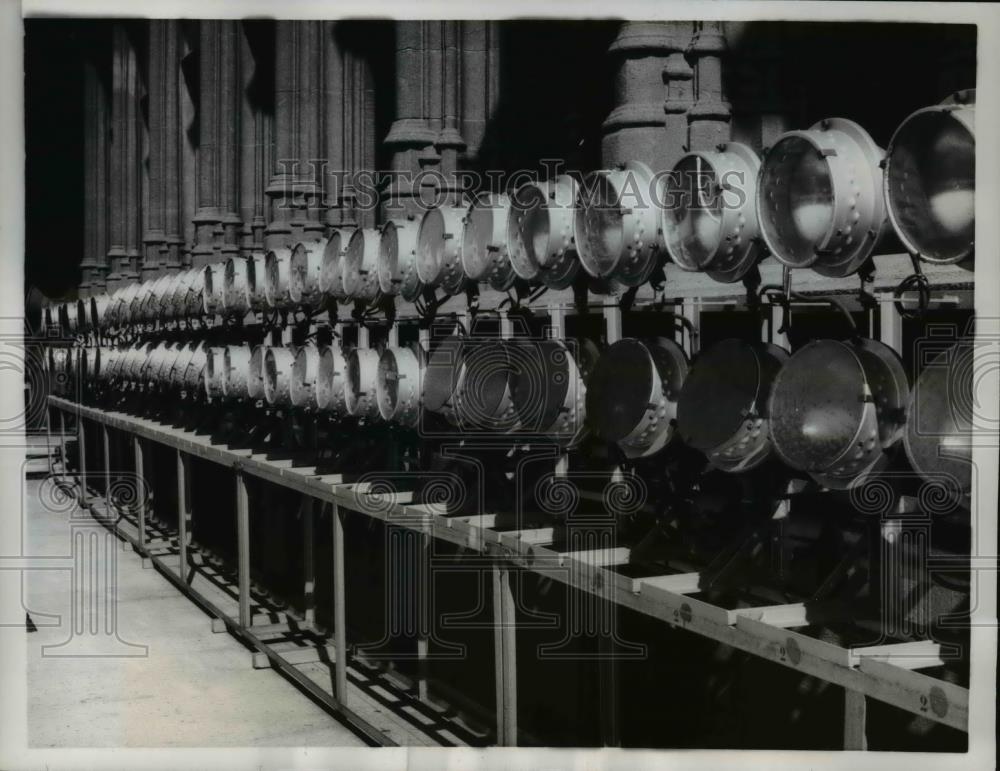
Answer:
884, 96, 976, 266
903, 342, 973, 502
461, 193, 515, 291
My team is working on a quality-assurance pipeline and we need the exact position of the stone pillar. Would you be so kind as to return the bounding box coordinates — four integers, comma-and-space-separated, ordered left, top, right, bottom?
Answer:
383, 21, 482, 218
687, 21, 732, 152
80, 51, 110, 295
193, 21, 242, 268
662, 23, 697, 165
240, 21, 273, 255
106, 24, 142, 289
323, 22, 377, 230
179, 25, 198, 268
143, 21, 185, 279
161, 21, 185, 272
266, 21, 327, 250
219, 23, 243, 259
382, 22, 442, 218
726, 23, 788, 153
459, 21, 500, 168
602, 22, 691, 171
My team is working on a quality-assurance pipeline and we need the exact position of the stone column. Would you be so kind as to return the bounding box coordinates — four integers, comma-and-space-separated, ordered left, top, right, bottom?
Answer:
725, 23, 788, 152
687, 21, 732, 152
662, 23, 696, 166
80, 52, 110, 295
106, 24, 142, 289
240, 21, 273, 255
325, 22, 378, 230
383, 21, 482, 218
602, 22, 692, 171
266, 21, 327, 250
179, 26, 198, 268
193, 21, 242, 267
383, 22, 440, 218
459, 21, 500, 169
143, 21, 185, 279
162, 21, 185, 272
219, 22, 243, 258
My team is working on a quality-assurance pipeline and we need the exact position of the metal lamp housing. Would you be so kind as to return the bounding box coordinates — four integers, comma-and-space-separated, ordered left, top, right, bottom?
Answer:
576, 161, 664, 286
291, 343, 322, 409
317, 342, 350, 417
884, 90, 976, 265
417, 204, 467, 295
263, 345, 296, 406
345, 347, 382, 420
677, 339, 788, 472
264, 247, 293, 309
342, 228, 382, 303
508, 175, 581, 289
758, 118, 887, 278
319, 227, 354, 302
586, 337, 689, 459
768, 338, 909, 488
461, 193, 517, 291
289, 240, 326, 308
221, 344, 252, 400
377, 345, 424, 427
663, 143, 763, 283
378, 217, 423, 301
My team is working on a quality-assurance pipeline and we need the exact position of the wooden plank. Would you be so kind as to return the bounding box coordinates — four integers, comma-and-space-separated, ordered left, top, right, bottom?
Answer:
176, 450, 191, 585
332, 502, 348, 705
302, 497, 316, 626
857, 658, 968, 732
732, 602, 845, 629
78, 417, 89, 504
235, 470, 251, 628
558, 546, 630, 568
449, 514, 497, 529
253, 644, 337, 669
492, 560, 518, 745
503, 527, 555, 546
850, 641, 944, 670
133, 435, 145, 549
735, 616, 853, 667
633, 573, 702, 595
635, 577, 736, 627
844, 690, 867, 750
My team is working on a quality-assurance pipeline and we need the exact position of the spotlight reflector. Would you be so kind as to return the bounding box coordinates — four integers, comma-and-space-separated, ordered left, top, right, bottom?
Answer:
768, 338, 908, 488
345, 347, 382, 420
417, 204, 467, 295
263, 346, 296, 406
378, 217, 422, 300
677, 339, 787, 472
342, 228, 381, 303
586, 337, 688, 458
319, 227, 355, 302
317, 342, 350, 417
289, 240, 326, 308
461, 193, 517, 291
884, 90, 975, 265
758, 118, 886, 277
663, 143, 762, 283
291, 343, 322, 409
264, 247, 293, 309
576, 161, 663, 286
377, 345, 424, 427
508, 176, 580, 289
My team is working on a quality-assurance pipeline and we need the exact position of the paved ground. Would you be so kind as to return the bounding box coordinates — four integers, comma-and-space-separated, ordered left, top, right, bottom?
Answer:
22, 476, 366, 747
